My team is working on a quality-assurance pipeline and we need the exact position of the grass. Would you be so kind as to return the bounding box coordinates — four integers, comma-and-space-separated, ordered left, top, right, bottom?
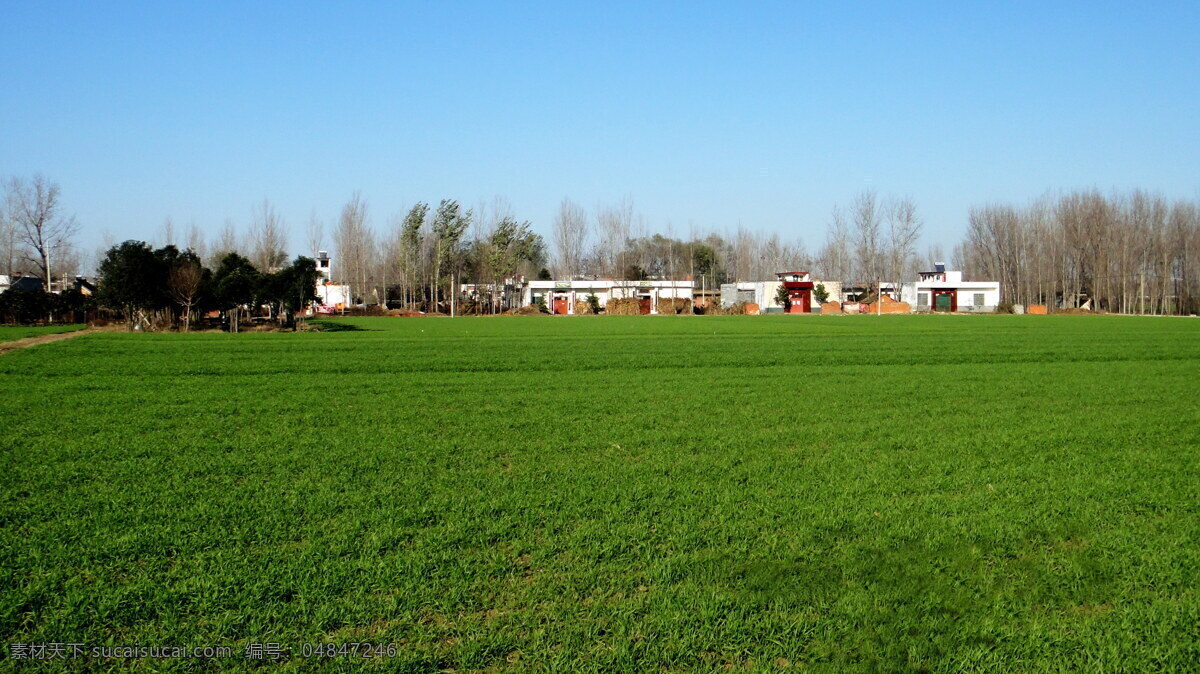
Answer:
2, 315, 1198, 671
0, 324, 84, 343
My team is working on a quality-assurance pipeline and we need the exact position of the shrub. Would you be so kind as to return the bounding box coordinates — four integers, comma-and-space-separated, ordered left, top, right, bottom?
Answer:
0, 288, 52, 325
774, 285, 790, 311
814, 283, 830, 304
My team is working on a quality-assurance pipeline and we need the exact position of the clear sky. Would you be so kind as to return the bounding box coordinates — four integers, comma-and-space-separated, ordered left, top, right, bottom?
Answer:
2, 1, 1197, 261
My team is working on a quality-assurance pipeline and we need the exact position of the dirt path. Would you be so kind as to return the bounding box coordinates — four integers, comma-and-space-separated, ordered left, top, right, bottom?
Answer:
0, 328, 96, 355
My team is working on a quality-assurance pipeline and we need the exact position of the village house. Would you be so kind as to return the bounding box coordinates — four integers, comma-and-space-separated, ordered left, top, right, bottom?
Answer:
720, 274, 842, 313
899, 263, 1001, 312
834, 265, 1001, 313
776, 271, 815, 313
310, 250, 352, 314
520, 279, 694, 314
0, 273, 48, 293
465, 267, 999, 316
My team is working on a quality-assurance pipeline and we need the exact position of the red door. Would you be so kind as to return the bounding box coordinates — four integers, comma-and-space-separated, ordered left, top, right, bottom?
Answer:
788, 290, 810, 313
553, 297, 569, 314
638, 296, 652, 314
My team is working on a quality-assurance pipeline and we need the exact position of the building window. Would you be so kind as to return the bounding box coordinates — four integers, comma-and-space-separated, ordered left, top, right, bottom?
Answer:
973, 293, 985, 307
918, 293, 929, 307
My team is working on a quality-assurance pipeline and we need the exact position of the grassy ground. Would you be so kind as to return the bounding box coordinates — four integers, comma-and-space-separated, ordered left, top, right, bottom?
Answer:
0, 324, 85, 343
2, 315, 1198, 671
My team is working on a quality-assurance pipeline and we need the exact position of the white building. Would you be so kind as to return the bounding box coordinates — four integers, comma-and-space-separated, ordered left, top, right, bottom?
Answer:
311, 250, 352, 314
520, 279, 693, 314
898, 263, 1001, 312
721, 281, 781, 311
721, 278, 842, 313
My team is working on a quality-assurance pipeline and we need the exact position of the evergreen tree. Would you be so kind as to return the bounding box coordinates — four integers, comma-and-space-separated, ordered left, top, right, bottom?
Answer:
96, 241, 167, 329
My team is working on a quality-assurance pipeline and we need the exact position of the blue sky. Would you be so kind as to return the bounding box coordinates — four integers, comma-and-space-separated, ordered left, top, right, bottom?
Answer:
2, 1, 1197, 259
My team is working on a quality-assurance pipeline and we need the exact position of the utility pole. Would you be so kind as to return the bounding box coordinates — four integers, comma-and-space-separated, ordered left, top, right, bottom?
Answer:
46, 244, 54, 322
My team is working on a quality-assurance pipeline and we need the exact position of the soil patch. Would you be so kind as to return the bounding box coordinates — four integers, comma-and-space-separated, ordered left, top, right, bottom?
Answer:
0, 328, 95, 355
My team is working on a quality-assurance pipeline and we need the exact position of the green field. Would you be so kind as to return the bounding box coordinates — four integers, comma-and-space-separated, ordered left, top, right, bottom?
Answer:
3, 316, 1199, 671
0, 324, 84, 343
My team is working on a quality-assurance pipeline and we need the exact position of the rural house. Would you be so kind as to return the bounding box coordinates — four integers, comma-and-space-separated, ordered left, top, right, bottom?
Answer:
900, 263, 1001, 312
720, 274, 840, 313
521, 279, 694, 314
311, 250, 352, 313
776, 271, 816, 313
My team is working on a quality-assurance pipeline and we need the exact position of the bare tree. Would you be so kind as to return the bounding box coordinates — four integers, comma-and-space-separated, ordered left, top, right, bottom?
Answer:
955, 188, 1199, 314
168, 260, 204, 331
247, 199, 288, 272
730, 226, 756, 281
48, 245, 82, 282
158, 217, 177, 247
5, 174, 80, 290
597, 197, 633, 278
884, 196, 922, 300
209, 219, 240, 268
376, 227, 400, 310
552, 198, 588, 279
923, 244, 944, 271
334, 192, 375, 306
0, 201, 18, 274
850, 189, 883, 294
91, 230, 117, 279
965, 204, 1021, 303
817, 207, 853, 284
184, 221, 207, 262
306, 210, 324, 255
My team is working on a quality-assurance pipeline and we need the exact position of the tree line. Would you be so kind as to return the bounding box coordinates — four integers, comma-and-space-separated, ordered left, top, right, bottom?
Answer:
313, 188, 1200, 315
548, 196, 809, 293
954, 189, 1200, 314
4, 173, 1200, 325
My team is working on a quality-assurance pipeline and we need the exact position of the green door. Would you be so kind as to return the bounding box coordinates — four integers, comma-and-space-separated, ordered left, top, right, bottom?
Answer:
935, 293, 953, 312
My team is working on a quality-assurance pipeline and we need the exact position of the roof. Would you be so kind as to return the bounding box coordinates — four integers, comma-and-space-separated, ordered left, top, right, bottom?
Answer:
6, 275, 44, 292
527, 279, 695, 289
915, 280, 1000, 289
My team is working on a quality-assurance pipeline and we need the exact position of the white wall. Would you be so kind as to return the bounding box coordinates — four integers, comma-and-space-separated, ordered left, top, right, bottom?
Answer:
912, 282, 1001, 311
521, 280, 694, 313
316, 283, 351, 310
